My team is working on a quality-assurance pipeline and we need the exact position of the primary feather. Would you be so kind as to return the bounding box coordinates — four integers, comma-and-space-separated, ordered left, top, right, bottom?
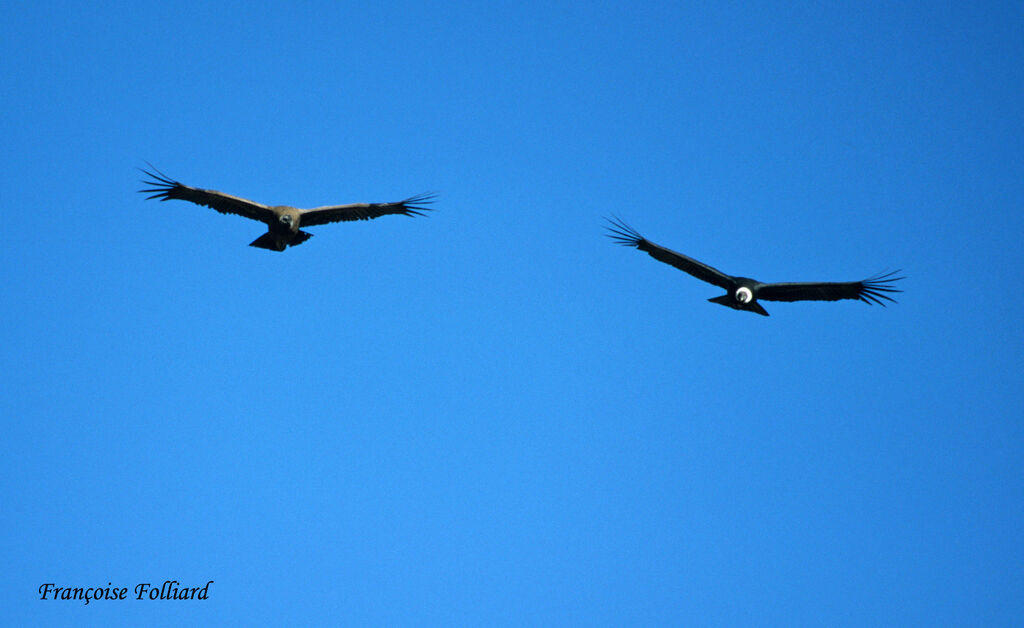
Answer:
299, 192, 437, 226
139, 166, 274, 222
756, 270, 905, 306
604, 216, 734, 290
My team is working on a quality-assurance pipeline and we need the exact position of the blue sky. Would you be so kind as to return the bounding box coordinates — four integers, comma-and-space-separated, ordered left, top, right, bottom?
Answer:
2, 1, 1022, 625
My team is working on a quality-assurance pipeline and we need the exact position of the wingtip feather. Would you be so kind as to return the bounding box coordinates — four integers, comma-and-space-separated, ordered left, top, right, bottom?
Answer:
401, 192, 438, 216
137, 163, 182, 199
859, 270, 905, 306
603, 215, 645, 247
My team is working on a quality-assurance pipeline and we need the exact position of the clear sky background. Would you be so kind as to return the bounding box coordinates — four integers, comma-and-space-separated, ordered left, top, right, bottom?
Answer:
2, 1, 1022, 625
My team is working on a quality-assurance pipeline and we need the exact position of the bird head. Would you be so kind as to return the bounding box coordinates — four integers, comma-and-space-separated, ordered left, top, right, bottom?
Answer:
278, 215, 293, 226
735, 286, 753, 304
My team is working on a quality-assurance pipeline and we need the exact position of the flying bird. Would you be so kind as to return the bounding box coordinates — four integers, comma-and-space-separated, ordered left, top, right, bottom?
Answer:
605, 216, 903, 316
139, 166, 435, 251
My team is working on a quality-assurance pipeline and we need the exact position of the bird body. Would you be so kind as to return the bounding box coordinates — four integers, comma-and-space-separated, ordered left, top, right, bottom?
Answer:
251, 206, 307, 251
605, 217, 903, 316
706, 278, 770, 316
139, 166, 435, 251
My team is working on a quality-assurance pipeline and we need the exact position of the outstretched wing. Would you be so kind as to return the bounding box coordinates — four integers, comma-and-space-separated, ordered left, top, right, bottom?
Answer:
756, 271, 904, 305
604, 216, 735, 290
139, 165, 276, 223
298, 192, 436, 227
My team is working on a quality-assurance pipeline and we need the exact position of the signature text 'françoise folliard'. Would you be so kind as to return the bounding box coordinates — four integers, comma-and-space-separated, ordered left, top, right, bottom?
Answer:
38, 580, 213, 605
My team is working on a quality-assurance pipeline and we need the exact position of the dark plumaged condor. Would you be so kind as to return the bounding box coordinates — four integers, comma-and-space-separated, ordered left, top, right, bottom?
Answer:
139, 165, 435, 251
605, 217, 903, 317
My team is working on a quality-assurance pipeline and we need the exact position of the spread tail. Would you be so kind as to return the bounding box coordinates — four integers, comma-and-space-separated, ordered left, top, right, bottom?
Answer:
249, 231, 313, 251
708, 295, 770, 316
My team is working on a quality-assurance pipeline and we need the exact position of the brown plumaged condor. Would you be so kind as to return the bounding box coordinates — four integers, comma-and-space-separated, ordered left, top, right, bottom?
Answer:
605, 216, 903, 316
139, 166, 435, 251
